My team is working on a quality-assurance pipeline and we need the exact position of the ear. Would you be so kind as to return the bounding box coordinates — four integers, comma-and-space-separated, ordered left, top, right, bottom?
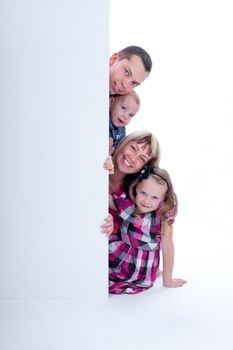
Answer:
109, 53, 119, 67
109, 96, 114, 108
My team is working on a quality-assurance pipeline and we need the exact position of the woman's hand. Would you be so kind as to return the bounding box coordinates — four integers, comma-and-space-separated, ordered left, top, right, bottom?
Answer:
103, 155, 114, 174
100, 213, 114, 237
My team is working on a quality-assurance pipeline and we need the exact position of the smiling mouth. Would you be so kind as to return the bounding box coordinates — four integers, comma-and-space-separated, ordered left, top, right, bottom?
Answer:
140, 203, 151, 209
123, 157, 132, 167
117, 118, 124, 124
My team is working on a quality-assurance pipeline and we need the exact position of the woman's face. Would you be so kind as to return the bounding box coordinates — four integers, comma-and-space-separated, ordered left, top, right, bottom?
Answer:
116, 141, 152, 174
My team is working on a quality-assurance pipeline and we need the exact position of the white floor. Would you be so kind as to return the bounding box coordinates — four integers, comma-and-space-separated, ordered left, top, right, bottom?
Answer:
1, 269, 232, 350
1, 219, 233, 350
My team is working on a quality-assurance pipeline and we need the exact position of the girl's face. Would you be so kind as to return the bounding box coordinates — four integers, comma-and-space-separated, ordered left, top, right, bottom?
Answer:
135, 177, 167, 213
116, 141, 152, 174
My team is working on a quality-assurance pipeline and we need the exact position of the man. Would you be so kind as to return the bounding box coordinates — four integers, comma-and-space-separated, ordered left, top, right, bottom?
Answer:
109, 45, 152, 95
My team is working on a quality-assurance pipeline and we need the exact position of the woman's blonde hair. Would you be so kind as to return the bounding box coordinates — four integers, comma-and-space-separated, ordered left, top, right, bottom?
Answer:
128, 167, 178, 225
112, 130, 161, 167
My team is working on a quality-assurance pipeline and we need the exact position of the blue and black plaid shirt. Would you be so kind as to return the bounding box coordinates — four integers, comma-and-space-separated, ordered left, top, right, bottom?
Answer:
109, 117, 126, 147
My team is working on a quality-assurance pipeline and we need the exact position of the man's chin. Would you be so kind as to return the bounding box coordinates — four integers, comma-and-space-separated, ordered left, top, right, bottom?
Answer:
110, 87, 124, 95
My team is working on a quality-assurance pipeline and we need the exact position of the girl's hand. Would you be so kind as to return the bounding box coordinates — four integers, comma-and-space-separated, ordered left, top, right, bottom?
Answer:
100, 213, 114, 237
103, 155, 114, 174
163, 278, 187, 288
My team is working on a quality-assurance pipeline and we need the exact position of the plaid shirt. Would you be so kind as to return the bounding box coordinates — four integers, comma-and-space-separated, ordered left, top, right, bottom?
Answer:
112, 189, 161, 251
109, 188, 163, 295
109, 117, 126, 147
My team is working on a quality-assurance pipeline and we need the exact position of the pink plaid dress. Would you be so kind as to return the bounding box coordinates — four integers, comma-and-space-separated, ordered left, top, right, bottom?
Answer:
109, 188, 164, 295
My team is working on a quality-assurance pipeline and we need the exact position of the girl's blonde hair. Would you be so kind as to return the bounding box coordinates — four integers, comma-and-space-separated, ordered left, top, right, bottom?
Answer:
128, 167, 178, 225
112, 130, 161, 168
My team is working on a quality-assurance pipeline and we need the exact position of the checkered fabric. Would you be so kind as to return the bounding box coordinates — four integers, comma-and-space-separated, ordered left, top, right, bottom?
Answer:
109, 188, 163, 295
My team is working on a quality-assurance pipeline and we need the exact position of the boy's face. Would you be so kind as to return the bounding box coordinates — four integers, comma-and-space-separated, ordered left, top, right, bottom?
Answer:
110, 95, 139, 127
109, 53, 149, 95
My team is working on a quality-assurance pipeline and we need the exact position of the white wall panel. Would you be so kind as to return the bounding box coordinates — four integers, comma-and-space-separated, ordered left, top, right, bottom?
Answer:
0, 0, 109, 299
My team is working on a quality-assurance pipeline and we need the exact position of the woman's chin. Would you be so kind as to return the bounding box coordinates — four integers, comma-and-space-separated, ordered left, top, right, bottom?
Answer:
120, 165, 135, 174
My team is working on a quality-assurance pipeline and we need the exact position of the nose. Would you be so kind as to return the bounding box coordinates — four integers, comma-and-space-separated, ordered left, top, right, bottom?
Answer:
143, 198, 151, 206
130, 152, 137, 163
128, 149, 143, 168
122, 113, 129, 122
121, 80, 130, 93
121, 80, 126, 92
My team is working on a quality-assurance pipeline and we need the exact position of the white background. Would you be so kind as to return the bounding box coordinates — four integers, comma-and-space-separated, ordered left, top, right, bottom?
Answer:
110, 1, 233, 348
111, 0, 233, 285
1, 1, 233, 349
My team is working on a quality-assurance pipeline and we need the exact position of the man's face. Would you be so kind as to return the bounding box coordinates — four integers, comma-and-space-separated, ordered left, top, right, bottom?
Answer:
109, 53, 149, 95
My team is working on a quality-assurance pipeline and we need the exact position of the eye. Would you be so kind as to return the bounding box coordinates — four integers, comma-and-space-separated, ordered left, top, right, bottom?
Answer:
129, 113, 134, 118
130, 144, 137, 151
140, 156, 147, 163
152, 196, 158, 200
122, 105, 127, 112
140, 191, 147, 196
132, 81, 139, 87
124, 68, 130, 76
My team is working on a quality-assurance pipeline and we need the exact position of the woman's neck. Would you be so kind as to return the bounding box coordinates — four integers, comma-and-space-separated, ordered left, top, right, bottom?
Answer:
109, 169, 125, 194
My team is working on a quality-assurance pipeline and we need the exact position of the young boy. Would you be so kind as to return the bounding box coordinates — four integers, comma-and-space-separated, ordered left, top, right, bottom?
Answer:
109, 45, 152, 96
109, 91, 140, 155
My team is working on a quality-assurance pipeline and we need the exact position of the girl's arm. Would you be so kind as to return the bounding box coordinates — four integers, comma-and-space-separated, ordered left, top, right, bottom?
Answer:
161, 222, 187, 287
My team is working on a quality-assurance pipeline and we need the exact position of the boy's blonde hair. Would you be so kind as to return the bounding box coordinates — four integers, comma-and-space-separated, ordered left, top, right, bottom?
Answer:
129, 90, 140, 106
111, 90, 140, 108
128, 167, 178, 226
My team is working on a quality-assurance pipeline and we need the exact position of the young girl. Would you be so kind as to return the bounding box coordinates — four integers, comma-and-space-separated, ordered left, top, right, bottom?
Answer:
108, 165, 187, 295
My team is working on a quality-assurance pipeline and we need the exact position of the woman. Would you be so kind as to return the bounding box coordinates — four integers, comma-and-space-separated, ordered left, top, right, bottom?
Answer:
102, 130, 186, 294
101, 130, 160, 236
